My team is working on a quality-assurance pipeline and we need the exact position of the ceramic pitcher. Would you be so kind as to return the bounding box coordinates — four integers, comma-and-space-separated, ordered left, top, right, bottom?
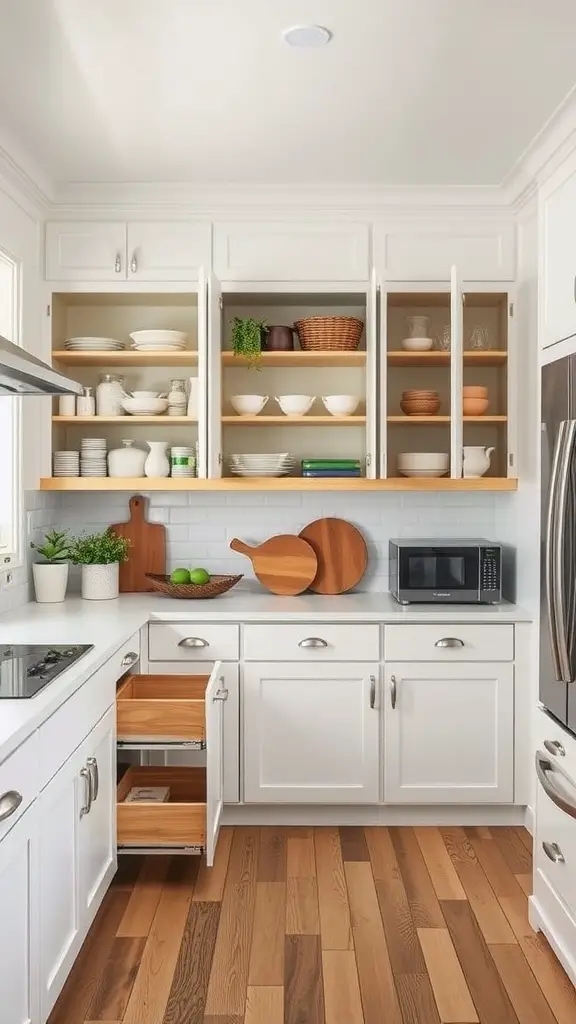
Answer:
462, 445, 495, 478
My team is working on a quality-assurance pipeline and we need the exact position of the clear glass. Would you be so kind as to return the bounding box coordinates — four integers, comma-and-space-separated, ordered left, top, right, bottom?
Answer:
469, 325, 491, 350
436, 325, 451, 351
97, 375, 124, 416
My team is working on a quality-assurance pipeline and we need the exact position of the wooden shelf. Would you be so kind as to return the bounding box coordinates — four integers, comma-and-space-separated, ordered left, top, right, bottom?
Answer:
221, 351, 366, 368
387, 415, 507, 424
221, 415, 366, 426
387, 351, 507, 367
53, 416, 196, 425
52, 351, 198, 367
40, 476, 518, 492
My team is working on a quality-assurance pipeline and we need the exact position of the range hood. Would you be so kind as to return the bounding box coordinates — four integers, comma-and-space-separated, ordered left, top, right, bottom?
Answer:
0, 334, 83, 396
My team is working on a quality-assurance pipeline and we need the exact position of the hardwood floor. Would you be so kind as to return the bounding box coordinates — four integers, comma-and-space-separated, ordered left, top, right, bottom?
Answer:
48, 826, 576, 1024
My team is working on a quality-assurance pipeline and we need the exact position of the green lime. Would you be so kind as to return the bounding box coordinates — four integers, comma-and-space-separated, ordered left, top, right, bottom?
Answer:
189, 567, 210, 585
171, 568, 191, 584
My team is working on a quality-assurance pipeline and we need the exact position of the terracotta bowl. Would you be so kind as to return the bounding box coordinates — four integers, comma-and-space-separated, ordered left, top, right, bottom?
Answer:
401, 399, 441, 416
463, 398, 489, 416
463, 386, 488, 398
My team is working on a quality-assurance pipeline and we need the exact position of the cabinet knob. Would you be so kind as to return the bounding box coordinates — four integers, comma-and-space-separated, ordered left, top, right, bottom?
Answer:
121, 652, 139, 667
178, 637, 209, 648
0, 789, 22, 823
115, 253, 122, 274
298, 637, 328, 648
544, 739, 566, 757
542, 840, 565, 864
130, 253, 137, 274
434, 637, 465, 649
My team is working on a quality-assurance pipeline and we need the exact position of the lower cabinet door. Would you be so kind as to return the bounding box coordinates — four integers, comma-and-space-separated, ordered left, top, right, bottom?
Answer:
79, 706, 116, 925
0, 804, 38, 1024
243, 663, 380, 803
384, 662, 514, 803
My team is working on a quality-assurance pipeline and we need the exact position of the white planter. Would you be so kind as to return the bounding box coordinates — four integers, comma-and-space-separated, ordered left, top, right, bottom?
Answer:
32, 562, 69, 603
81, 562, 119, 601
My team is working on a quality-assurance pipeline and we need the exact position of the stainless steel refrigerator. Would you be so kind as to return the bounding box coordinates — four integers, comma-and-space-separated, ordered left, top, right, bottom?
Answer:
541, 356, 576, 733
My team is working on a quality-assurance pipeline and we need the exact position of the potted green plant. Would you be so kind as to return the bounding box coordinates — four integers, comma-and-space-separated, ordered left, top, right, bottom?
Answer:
70, 528, 130, 601
30, 529, 71, 603
230, 316, 268, 368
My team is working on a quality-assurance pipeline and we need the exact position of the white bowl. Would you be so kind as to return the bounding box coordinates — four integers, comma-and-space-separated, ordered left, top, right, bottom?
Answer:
122, 397, 169, 416
400, 337, 434, 352
276, 395, 315, 417
129, 330, 188, 347
399, 468, 448, 478
230, 395, 269, 416
321, 395, 360, 417
130, 390, 163, 401
397, 452, 449, 471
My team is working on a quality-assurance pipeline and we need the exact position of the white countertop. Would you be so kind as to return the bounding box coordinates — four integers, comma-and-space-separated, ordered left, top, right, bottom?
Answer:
0, 589, 531, 763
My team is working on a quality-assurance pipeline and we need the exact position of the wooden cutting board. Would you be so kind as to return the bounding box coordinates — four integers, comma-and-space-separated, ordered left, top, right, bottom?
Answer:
111, 495, 166, 593
299, 517, 368, 594
229, 535, 317, 596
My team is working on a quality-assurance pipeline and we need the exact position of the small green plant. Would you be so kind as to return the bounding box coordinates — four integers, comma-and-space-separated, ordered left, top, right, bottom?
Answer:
70, 528, 130, 565
230, 316, 267, 368
30, 529, 72, 563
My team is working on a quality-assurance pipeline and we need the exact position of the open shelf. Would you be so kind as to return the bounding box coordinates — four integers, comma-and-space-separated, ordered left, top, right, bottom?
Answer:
221, 415, 366, 426
387, 416, 507, 425
52, 350, 199, 367
387, 351, 508, 367
39, 476, 518, 492
221, 351, 365, 368
52, 415, 196, 425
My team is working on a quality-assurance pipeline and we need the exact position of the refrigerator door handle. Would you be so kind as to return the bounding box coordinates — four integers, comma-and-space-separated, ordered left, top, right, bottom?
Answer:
547, 420, 576, 683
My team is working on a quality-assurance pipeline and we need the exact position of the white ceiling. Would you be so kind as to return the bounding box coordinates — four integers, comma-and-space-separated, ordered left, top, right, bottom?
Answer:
1, 0, 576, 189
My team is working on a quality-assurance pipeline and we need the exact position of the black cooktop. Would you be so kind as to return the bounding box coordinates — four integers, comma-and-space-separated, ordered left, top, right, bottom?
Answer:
0, 644, 93, 698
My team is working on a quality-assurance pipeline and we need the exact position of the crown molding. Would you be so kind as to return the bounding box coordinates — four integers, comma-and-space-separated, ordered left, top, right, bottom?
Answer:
0, 132, 53, 218
503, 84, 576, 208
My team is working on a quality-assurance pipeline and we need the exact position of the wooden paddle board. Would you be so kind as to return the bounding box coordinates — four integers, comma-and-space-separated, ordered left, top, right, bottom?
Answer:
299, 517, 367, 594
229, 534, 317, 595
111, 495, 166, 592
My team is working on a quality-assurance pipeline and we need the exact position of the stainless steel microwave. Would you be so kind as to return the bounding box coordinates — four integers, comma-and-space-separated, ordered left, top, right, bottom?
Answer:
389, 539, 513, 604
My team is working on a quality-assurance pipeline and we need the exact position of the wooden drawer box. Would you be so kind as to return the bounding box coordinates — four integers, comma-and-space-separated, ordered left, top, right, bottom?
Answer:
117, 674, 209, 743
117, 766, 207, 848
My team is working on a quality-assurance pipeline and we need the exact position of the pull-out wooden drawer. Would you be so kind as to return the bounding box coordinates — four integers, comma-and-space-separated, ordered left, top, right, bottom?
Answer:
117, 674, 209, 744
117, 766, 207, 850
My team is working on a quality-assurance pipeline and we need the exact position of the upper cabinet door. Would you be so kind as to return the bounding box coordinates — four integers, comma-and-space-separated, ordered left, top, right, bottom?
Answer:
46, 221, 127, 281
374, 221, 516, 282
213, 221, 370, 281
206, 271, 222, 478
126, 221, 211, 282
450, 265, 463, 478
540, 154, 576, 349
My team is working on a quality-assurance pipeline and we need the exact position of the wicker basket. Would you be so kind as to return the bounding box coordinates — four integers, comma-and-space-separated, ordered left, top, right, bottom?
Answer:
145, 573, 243, 599
294, 316, 363, 352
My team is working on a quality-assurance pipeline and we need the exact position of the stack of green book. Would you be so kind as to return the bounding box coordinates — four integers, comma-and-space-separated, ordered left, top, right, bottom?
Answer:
301, 459, 362, 478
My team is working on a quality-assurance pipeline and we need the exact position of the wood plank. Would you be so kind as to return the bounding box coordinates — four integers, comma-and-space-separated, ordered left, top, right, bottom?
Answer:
467, 827, 493, 840
286, 877, 320, 935
87, 937, 146, 1021
112, 855, 145, 890
226, 826, 260, 885
394, 973, 441, 1024
257, 828, 287, 882
441, 900, 519, 1024
498, 893, 533, 941
42, 475, 518, 492
193, 826, 233, 902
287, 831, 316, 878
415, 829, 467, 901
515, 829, 533, 855
245, 986, 283, 1024
344, 861, 403, 1024
314, 827, 353, 950
390, 827, 446, 928
519, 933, 576, 1024
491, 828, 532, 874
162, 901, 220, 1024
366, 828, 426, 974
116, 856, 171, 937
122, 859, 198, 1024
440, 827, 478, 865
322, 950, 364, 1024
339, 826, 369, 862
285, 934, 325, 1024
418, 929, 479, 1023
515, 875, 532, 897
248, 881, 285, 985
490, 943, 556, 1024
467, 838, 523, 898
48, 890, 129, 1024
452, 861, 516, 944
203, 1017, 244, 1024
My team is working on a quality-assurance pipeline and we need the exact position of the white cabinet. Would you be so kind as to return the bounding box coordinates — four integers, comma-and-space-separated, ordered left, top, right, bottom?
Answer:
374, 220, 516, 281
0, 803, 38, 1024
46, 220, 210, 282
243, 663, 380, 803
384, 662, 514, 803
540, 154, 576, 349
78, 708, 116, 923
213, 221, 370, 281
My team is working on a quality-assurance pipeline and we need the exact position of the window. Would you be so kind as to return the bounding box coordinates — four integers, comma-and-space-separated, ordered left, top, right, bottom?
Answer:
0, 249, 22, 563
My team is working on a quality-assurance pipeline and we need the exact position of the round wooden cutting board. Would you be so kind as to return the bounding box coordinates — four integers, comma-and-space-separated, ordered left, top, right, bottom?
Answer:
299, 517, 368, 594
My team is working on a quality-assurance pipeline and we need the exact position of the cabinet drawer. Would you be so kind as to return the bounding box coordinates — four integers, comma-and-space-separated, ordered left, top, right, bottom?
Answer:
117, 673, 210, 743
117, 766, 206, 848
243, 624, 380, 661
0, 732, 39, 842
148, 623, 239, 662
536, 707, 576, 785
384, 624, 513, 662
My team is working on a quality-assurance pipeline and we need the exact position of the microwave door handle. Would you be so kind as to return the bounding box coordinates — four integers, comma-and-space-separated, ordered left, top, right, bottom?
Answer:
553, 420, 576, 682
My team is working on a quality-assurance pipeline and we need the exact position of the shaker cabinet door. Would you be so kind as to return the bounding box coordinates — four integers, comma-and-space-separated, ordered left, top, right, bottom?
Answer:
213, 221, 370, 281
78, 707, 116, 926
0, 804, 39, 1024
126, 221, 211, 281
46, 221, 127, 281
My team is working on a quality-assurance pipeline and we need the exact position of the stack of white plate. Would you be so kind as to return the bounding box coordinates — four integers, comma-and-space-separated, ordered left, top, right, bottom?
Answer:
228, 453, 296, 478
64, 337, 124, 351
80, 438, 107, 477
129, 330, 188, 352
53, 451, 80, 477
170, 446, 196, 478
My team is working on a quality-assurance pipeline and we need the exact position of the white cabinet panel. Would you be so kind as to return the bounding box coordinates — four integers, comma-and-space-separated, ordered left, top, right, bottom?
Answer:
148, 622, 239, 662
540, 155, 576, 348
0, 804, 38, 1024
214, 221, 370, 281
374, 221, 516, 281
384, 662, 514, 803
0, 731, 38, 842
126, 221, 211, 281
46, 222, 127, 281
535, 749, 576, 920
243, 623, 379, 662
243, 663, 380, 803
79, 708, 116, 924
384, 624, 514, 662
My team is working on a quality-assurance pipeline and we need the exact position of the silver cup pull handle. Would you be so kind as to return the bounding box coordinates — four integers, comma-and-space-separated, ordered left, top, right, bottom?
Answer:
178, 637, 209, 648
121, 652, 139, 667
0, 790, 22, 823
542, 840, 565, 864
298, 637, 328, 648
434, 637, 465, 649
